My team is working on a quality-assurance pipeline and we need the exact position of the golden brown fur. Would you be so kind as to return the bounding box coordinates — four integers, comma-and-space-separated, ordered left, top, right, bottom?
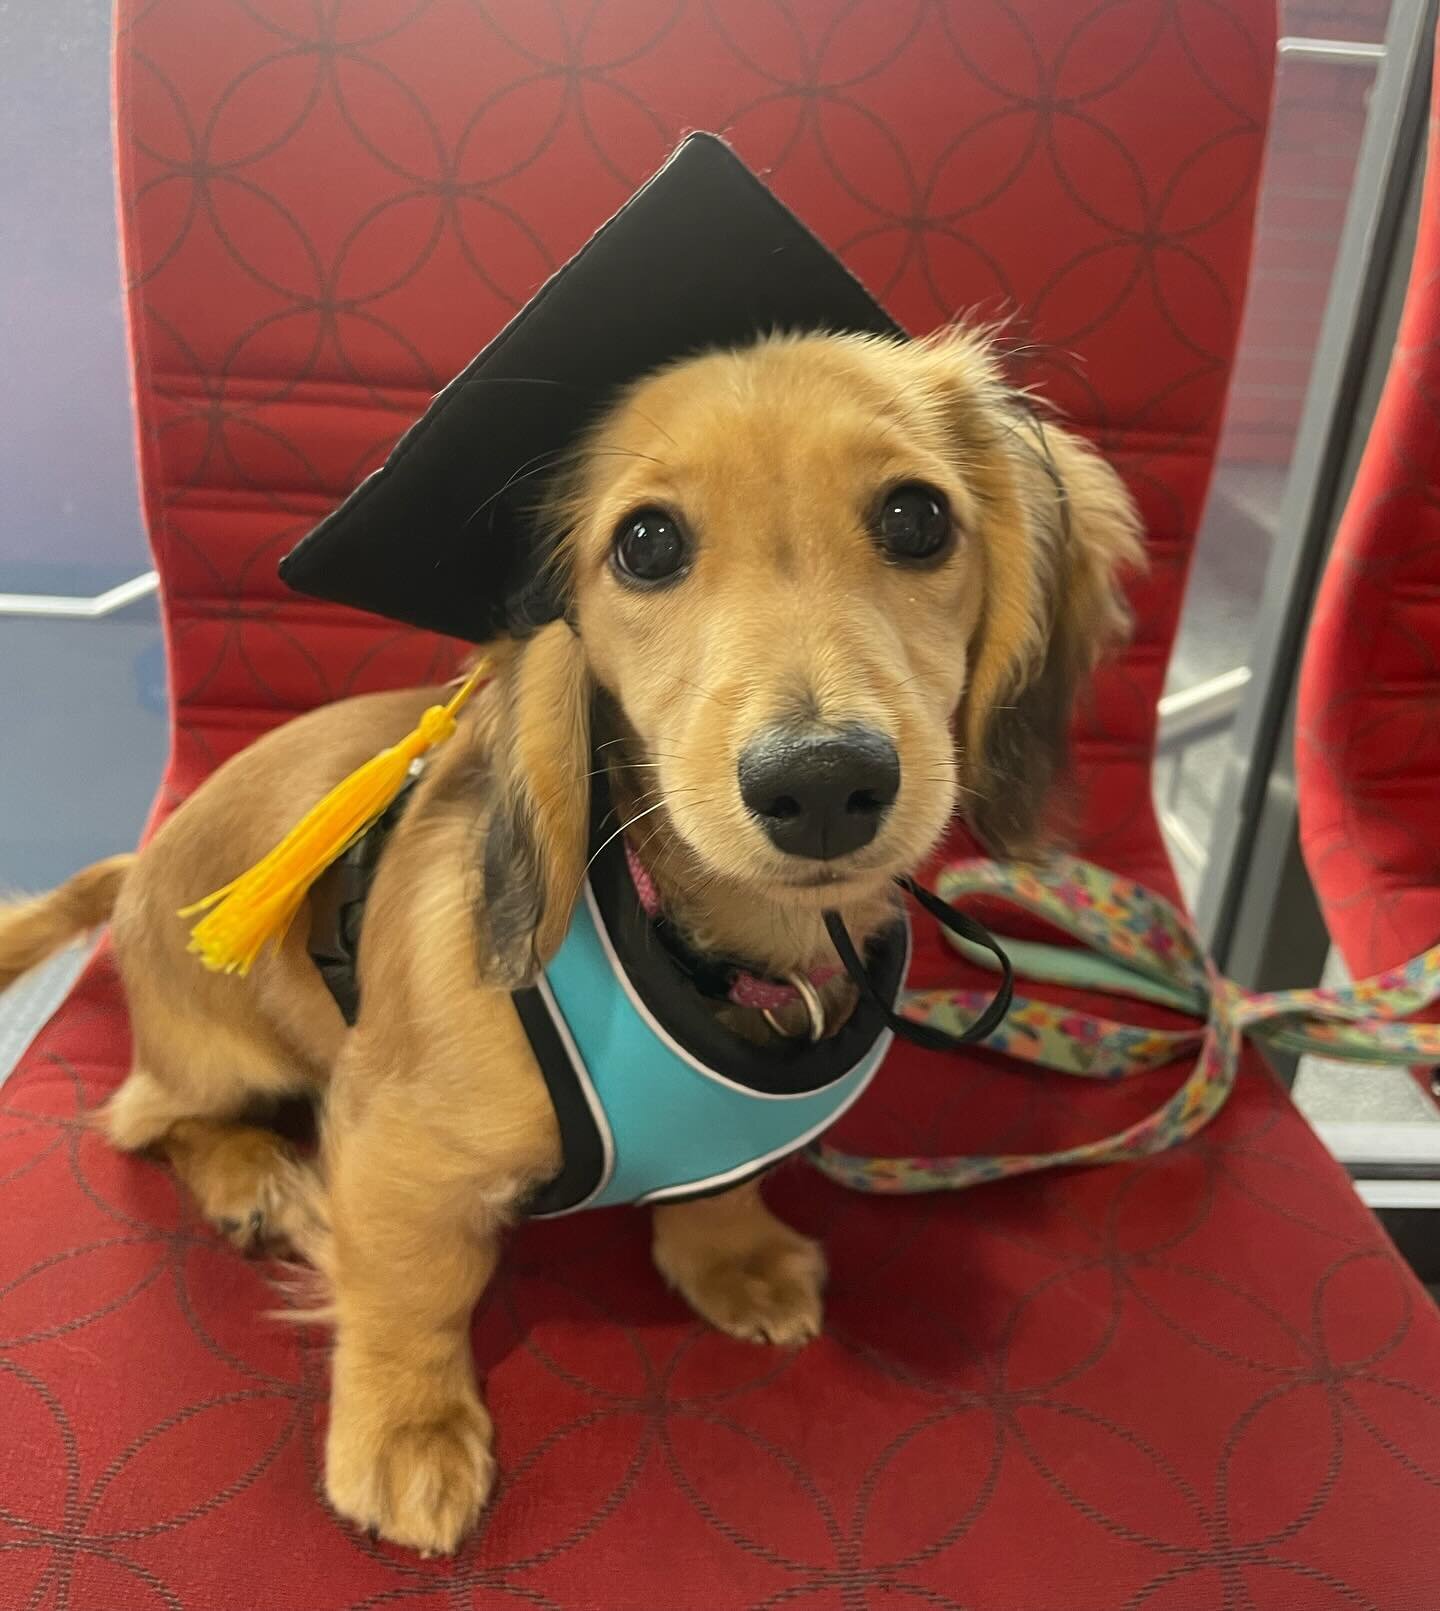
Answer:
0, 331, 1140, 1555
0, 854, 134, 991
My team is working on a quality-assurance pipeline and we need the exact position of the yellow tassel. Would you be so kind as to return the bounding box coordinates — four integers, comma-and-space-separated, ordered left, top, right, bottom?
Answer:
180, 662, 491, 976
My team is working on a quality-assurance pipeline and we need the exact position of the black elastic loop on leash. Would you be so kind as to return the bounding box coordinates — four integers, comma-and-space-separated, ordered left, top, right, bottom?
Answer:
824, 878, 1015, 1053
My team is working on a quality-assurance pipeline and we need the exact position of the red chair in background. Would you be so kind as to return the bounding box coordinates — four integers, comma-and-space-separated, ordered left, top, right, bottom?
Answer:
3, 4, 1439, 1607
1299, 57, 1440, 1076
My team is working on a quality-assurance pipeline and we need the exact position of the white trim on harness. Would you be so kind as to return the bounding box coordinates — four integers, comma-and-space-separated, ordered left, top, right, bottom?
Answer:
634, 1028, 895, 1205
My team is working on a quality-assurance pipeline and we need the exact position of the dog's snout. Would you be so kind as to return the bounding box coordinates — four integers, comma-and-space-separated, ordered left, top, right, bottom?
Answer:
738, 725, 900, 860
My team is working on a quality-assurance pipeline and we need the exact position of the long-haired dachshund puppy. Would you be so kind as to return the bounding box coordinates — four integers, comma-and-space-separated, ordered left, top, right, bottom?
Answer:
0, 328, 1140, 1554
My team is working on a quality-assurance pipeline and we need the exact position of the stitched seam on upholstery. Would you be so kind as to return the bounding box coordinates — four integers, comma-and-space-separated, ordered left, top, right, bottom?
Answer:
146, 375, 1219, 451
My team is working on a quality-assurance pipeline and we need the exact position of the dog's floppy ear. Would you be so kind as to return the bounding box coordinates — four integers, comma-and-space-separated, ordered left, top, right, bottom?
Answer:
478, 622, 590, 986
925, 337, 1142, 855
966, 410, 1142, 854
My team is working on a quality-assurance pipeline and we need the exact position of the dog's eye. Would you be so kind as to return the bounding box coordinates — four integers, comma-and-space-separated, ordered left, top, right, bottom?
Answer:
873, 483, 952, 562
612, 507, 690, 585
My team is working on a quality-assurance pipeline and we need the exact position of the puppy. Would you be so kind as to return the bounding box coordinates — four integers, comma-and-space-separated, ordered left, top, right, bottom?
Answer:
0, 329, 1139, 1554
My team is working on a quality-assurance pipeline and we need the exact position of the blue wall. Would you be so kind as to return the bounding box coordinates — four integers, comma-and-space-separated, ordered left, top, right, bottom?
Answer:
0, 1, 167, 890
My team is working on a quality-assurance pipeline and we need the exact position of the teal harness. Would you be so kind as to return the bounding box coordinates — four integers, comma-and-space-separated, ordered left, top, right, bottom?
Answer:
309, 764, 913, 1217
514, 878, 908, 1216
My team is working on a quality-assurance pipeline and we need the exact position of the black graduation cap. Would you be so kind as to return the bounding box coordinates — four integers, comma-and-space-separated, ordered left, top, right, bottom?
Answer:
279, 132, 904, 644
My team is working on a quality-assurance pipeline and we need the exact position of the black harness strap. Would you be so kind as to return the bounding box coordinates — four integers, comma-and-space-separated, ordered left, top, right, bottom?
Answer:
823, 879, 1015, 1054
307, 774, 421, 1026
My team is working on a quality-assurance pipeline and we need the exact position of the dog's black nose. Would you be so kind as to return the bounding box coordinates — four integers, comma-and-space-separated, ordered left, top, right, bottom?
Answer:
739, 725, 900, 860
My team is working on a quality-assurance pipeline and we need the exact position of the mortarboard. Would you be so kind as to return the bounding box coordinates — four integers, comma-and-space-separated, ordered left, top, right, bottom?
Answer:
185, 134, 912, 980
278, 132, 903, 644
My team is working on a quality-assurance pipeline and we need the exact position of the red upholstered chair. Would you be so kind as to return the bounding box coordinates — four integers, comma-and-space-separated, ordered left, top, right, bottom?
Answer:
1299, 52, 1440, 1040
4, 5, 1439, 1608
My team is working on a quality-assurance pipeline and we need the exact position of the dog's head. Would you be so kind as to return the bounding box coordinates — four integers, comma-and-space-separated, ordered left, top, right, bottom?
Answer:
479, 330, 1141, 983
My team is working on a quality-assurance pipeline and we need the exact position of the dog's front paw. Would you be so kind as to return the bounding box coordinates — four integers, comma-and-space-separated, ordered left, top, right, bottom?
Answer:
660, 1228, 826, 1347
325, 1395, 495, 1556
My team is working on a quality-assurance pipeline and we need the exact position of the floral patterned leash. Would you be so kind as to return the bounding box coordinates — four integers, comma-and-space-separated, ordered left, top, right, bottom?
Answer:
807, 854, 1440, 1193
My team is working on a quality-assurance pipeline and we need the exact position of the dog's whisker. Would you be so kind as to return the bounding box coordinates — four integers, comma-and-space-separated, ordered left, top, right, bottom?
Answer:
618, 403, 677, 448
667, 672, 732, 708
469, 438, 679, 531
588, 440, 670, 468
581, 762, 664, 782
595, 737, 683, 758
577, 799, 672, 886
593, 738, 687, 769
463, 445, 579, 527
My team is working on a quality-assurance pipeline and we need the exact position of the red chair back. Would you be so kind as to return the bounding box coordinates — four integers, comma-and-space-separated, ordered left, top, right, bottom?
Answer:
116, 1, 1275, 891
1298, 52, 1440, 976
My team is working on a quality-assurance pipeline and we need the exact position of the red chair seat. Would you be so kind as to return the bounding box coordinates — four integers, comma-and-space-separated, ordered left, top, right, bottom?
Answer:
6, 936, 1438, 1609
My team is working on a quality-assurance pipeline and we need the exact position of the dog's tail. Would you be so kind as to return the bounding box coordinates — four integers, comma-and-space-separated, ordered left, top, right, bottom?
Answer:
0, 854, 136, 992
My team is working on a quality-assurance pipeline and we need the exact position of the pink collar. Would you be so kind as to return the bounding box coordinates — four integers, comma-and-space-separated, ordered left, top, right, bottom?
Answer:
624, 842, 840, 1013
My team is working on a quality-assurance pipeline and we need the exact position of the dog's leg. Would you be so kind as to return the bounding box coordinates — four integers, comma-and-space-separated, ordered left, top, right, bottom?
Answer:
100, 937, 341, 1254
652, 1179, 825, 1346
102, 1068, 318, 1256
161, 1117, 318, 1255
323, 1122, 501, 1556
